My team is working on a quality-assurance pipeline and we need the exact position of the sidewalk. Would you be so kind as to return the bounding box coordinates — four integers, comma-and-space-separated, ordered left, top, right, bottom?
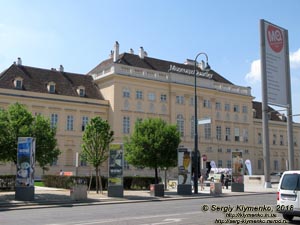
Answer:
0, 183, 278, 210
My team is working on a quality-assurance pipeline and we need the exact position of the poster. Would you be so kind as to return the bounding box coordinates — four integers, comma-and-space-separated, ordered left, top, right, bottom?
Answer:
16, 137, 35, 187
232, 151, 244, 184
108, 143, 123, 186
178, 148, 192, 185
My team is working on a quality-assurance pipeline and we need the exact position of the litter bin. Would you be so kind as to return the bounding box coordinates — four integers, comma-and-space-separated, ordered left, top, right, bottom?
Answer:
70, 184, 87, 200
210, 182, 222, 196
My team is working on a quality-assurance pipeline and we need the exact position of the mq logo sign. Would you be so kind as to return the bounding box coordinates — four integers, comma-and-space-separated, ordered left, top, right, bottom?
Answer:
267, 24, 284, 53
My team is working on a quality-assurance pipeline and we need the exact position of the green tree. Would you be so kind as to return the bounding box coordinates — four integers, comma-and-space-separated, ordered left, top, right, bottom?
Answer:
32, 115, 60, 173
124, 118, 181, 184
0, 103, 60, 172
81, 117, 114, 193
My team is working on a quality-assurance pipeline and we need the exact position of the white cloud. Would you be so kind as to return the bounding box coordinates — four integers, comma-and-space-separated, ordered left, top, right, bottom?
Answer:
245, 59, 261, 84
290, 48, 300, 69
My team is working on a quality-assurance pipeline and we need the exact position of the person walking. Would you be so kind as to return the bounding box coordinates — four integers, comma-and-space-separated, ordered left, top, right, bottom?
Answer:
220, 173, 225, 189
199, 175, 205, 191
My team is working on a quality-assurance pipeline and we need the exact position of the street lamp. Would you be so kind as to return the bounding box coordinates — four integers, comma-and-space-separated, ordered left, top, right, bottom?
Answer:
193, 52, 210, 194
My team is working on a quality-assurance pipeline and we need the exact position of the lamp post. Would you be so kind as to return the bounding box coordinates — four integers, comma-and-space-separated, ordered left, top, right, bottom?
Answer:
193, 52, 210, 194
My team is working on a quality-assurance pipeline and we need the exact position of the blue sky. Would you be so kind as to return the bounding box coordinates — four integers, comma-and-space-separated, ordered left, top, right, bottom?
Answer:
1, 0, 300, 121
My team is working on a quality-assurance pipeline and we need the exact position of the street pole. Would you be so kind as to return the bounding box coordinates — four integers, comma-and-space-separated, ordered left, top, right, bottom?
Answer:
193, 53, 210, 194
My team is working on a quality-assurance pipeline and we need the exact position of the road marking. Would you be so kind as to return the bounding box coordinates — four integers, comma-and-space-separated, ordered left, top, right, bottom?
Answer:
45, 212, 198, 225
139, 218, 183, 225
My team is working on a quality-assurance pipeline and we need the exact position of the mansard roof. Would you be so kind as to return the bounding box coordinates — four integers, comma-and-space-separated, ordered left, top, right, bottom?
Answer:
89, 53, 233, 85
252, 101, 285, 122
0, 64, 103, 100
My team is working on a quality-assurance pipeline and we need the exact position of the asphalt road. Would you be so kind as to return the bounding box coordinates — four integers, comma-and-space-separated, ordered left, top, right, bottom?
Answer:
1, 193, 297, 225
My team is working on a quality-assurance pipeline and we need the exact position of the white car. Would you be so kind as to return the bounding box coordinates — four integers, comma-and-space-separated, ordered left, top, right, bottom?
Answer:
277, 170, 300, 221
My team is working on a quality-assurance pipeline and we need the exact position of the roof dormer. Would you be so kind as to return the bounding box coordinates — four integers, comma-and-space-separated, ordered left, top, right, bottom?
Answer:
14, 77, 23, 89
47, 81, 56, 93
77, 86, 85, 97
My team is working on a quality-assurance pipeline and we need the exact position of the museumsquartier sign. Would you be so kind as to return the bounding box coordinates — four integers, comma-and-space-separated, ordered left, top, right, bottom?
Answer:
169, 64, 213, 79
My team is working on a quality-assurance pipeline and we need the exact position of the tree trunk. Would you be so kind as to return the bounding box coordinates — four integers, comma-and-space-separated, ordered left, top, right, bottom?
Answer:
99, 168, 103, 194
95, 166, 99, 194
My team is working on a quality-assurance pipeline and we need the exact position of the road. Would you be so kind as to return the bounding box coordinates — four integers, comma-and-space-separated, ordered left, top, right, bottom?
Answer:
1, 193, 296, 225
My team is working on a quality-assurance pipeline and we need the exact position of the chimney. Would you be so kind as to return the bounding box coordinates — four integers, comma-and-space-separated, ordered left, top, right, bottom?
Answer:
109, 50, 114, 58
59, 65, 64, 72
139, 47, 145, 59
129, 48, 134, 54
17, 57, 22, 66
113, 41, 119, 62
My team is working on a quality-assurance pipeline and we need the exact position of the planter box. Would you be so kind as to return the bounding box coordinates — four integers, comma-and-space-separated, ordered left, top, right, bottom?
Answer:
150, 184, 164, 197
70, 184, 87, 200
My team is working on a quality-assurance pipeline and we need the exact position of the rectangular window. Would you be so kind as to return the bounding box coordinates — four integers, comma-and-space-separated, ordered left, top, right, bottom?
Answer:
190, 97, 194, 106
82, 116, 89, 131
226, 149, 231, 153
226, 160, 231, 168
123, 88, 130, 98
148, 92, 155, 101
123, 116, 130, 134
216, 126, 222, 140
218, 148, 223, 153
216, 102, 221, 110
204, 124, 211, 139
242, 105, 248, 113
225, 103, 230, 111
50, 113, 58, 128
233, 105, 239, 112
234, 128, 240, 142
258, 132, 262, 144
136, 90, 143, 99
16, 80, 22, 89
203, 99, 211, 108
280, 135, 284, 145
243, 129, 248, 142
176, 96, 184, 104
160, 94, 167, 102
218, 160, 223, 168
225, 127, 231, 141
273, 134, 277, 145
66, 115, 74, 131
274, 160, 279, 171
258, 159, 262, 170
49, 84, 55, 93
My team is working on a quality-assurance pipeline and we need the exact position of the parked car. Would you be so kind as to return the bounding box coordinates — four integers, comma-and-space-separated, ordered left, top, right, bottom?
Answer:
277, 170, 300, 221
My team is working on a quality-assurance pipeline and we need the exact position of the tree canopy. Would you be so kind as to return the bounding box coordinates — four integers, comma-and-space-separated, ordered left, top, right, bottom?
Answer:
81, 116, 114, 193
0, 103, 60, 171
124, 118, 181, 184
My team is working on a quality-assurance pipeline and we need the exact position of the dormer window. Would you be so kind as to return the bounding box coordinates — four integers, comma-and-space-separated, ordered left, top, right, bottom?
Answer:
47, 82, 56, 93
14, 77, 23, 89
77, 86, 85, 97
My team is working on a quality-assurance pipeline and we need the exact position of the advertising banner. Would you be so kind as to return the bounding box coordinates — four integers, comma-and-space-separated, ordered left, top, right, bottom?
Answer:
108, 144, 123, 186
261, 20, 289, 106
232, 151, 244, 184
16, 137, 35, 187
178, 148, 192, 185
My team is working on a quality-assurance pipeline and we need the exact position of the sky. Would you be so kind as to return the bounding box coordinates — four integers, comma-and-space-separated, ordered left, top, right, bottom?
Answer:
1, 0, 300, 121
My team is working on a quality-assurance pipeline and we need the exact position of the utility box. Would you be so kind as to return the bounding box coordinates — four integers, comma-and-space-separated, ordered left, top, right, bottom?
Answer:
150, 184, 164, 197
70, 185, 87, 201
210, 182, 222, 196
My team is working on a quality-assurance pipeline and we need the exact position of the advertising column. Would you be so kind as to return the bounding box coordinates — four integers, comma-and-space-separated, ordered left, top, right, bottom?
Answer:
177, 148, 192, 195
108, 143, 124, 197
231, 150, 244, 192
15, 137, 36, 201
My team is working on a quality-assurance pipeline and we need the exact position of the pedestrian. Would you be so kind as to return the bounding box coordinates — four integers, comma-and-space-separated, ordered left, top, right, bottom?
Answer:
199, 175, 205, 191
59, 169, 64, 176
220, 173, 225, 189
225, 174, 229, 189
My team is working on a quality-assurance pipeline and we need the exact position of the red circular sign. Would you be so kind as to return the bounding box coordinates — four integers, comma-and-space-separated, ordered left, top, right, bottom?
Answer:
267, 24, 283, 53
202, 154, 207, 161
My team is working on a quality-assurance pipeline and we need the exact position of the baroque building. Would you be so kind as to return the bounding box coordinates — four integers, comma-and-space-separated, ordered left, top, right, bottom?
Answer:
0, 43, 299, 178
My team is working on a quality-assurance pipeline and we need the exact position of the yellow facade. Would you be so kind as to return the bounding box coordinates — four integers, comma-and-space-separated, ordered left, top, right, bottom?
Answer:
0, 48, 299, 179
